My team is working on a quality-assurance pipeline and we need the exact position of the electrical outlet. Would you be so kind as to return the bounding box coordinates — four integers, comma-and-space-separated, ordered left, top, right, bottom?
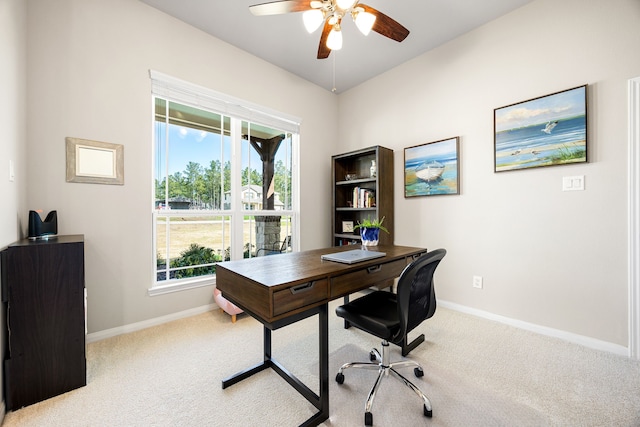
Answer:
473, 275, 483, 289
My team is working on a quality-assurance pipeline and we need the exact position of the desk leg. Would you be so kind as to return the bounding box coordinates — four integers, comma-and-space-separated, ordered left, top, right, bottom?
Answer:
318, 303, 330, 424
264, 326, 272, 361
221, 326, 272, 389
320, 303, 329, 420
221, 305, 329, 427
296, 303, 329, 427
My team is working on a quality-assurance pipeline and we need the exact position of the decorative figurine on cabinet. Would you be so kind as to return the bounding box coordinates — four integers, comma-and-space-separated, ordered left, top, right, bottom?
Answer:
28, 210, 58, 240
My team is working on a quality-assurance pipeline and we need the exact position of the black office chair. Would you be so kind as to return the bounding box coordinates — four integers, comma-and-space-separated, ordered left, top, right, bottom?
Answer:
335, 248, 446, 426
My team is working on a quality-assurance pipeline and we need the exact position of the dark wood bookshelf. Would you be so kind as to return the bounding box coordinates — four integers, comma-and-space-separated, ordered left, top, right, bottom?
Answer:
331, 146, 394, 247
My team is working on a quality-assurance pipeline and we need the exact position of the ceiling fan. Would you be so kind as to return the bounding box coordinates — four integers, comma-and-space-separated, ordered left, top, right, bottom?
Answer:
249, 0, 410, 59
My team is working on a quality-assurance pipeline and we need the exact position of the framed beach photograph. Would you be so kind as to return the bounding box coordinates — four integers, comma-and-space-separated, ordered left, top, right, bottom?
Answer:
404, 137, 460, 197
494, 85, 587, 173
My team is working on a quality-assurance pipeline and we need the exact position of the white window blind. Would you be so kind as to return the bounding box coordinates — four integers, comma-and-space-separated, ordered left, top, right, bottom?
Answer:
149, 70, 301, 134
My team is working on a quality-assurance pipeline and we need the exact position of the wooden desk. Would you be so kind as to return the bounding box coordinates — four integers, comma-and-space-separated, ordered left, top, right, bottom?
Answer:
216, 244, 426, 427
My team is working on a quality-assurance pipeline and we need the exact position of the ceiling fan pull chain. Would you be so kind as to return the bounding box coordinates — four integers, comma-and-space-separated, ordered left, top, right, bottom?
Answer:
332, 54, 337, 93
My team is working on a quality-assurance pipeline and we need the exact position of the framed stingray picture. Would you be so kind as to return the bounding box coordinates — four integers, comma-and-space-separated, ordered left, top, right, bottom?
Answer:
494, 85, 588, 172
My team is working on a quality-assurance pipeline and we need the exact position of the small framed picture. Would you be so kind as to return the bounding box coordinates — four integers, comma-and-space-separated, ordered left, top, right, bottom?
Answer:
342, 221, 354, 233
404, 137, 460, 197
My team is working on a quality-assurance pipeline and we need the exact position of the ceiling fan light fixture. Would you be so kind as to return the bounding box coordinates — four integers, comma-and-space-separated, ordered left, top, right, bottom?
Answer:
353, 11, 376, 36
248, 0, 409, 60
303, 9, 324, 33
326, 25, 343, 50
336, 0, 356, 10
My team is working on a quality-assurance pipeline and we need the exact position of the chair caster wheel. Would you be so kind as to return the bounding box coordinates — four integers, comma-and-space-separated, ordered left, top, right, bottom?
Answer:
335, 372, 344, 384
424, 404, 432, 418
365, 411, 373, 426
414, 366, 424, 377
369, 351, 376, 361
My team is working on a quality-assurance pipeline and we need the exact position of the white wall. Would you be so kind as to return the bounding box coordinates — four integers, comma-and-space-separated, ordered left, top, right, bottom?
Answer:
1, 0, 27, 414
338, 0, 640, 347
25, 0, 338, 334
15, 0, 640, 348
0, 0, 27, 246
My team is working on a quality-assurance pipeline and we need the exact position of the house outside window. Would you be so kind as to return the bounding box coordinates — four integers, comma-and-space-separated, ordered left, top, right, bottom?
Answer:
150, 71, 300, 295
226, 185, 285, 211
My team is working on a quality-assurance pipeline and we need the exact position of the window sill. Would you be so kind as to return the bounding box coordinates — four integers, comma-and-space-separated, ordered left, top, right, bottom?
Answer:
148, 276, 216, 296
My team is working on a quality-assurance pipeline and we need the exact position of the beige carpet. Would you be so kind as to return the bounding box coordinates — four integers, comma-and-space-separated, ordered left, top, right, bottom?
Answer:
3, 301, 640, 427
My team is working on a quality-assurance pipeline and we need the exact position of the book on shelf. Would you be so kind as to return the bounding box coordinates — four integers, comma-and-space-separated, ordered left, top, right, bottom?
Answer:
351, 187, 376, 208
337, 238, 360, 246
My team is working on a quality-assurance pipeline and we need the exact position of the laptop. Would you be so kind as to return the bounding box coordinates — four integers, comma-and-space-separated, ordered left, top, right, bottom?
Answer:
321, 249, 386, 264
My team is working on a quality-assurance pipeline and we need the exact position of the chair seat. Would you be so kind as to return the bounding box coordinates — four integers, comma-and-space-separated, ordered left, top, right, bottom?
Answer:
335, 291, 400, 341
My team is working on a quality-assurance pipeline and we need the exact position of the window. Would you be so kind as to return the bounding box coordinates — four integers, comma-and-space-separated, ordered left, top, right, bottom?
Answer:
150, 71, 300, 295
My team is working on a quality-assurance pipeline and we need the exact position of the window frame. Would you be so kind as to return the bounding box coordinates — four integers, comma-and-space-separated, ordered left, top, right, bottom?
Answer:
149, 71, 300, 296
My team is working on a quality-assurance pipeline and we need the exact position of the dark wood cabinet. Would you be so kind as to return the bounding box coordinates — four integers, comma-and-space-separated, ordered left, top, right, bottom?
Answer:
332, 146, 394, 246
1, 235, 86, 410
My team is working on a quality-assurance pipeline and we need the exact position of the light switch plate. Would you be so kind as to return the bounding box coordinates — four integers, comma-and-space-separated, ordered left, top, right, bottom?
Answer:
562, 175, 584, 191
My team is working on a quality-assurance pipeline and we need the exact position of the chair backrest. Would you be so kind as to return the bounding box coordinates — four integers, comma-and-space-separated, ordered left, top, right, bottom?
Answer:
280, 235, 292, 252
392, 248, 446, 345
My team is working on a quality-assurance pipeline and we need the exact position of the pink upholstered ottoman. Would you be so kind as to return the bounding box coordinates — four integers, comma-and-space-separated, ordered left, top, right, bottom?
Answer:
213, 287, 243, 323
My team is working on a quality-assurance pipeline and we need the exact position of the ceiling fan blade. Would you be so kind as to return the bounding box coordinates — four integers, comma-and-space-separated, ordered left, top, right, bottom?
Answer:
359, 4, 410, 42
317, 20, 332, 59
250, 0, 313, 16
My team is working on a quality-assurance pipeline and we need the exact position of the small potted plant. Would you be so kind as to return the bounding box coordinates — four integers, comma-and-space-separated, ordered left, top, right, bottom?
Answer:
353, 216, 389, 246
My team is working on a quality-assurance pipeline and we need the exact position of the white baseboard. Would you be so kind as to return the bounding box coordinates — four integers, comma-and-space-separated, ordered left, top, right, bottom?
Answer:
87, 300, 630, 358
439, 300, 629, 357
86, 304, 218, 343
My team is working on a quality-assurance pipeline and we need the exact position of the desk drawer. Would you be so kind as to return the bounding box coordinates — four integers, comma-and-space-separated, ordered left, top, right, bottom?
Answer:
330, 258, 406, 298
273, 279, 328, 316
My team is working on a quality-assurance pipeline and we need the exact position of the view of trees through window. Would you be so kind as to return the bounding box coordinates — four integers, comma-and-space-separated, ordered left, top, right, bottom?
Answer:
153, 98, 295, 286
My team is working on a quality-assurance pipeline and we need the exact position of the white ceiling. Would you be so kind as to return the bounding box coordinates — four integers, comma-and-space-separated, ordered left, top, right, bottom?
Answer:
139, 0, 533, 94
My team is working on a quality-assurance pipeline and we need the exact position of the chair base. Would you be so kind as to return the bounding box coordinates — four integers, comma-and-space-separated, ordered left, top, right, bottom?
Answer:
335, 340, 432, 426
